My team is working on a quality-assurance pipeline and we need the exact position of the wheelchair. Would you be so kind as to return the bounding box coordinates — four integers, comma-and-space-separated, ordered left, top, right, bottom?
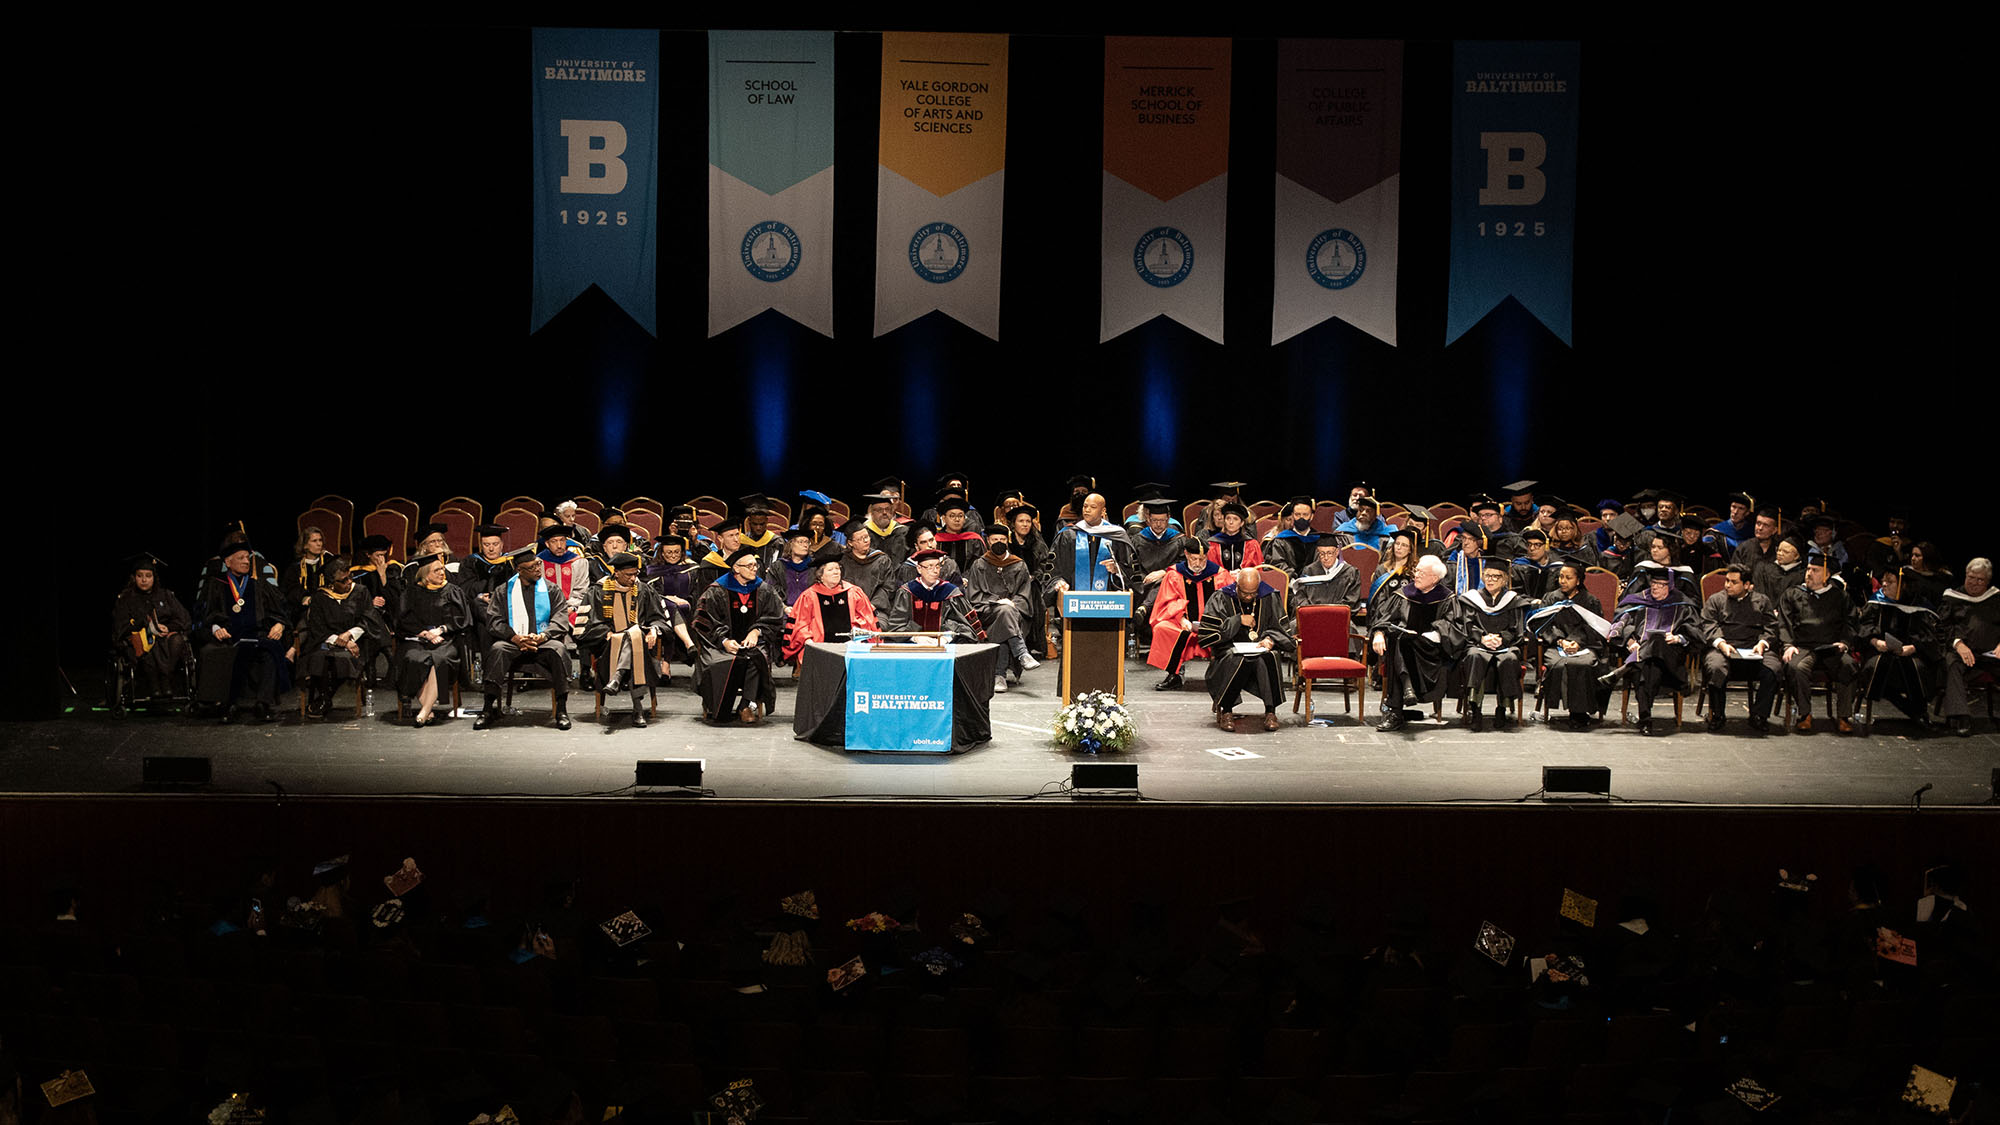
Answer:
107, 634, 196, 718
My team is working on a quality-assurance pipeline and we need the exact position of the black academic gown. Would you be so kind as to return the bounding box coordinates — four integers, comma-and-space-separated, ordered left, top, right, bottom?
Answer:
112, 584, 192, 695
1373, 583, 1452, 711
840, 550, 900, 615
1260, 530, 1319, 578
392, 581, 472, 699
1530, 590, 1609, 716
885, 579, 978, 641
1508, 557, 1561, 601
1009, 529, 1054, 654
1938, 586, 2000, 720
299, 588, 387, 683
934, 530, 986, 578
1448, 588, 1529, 699
691, 577, 787, 719
197, 573, 292, 708
1612, 591, 1702, 714
962, 554, 1033, 646
1195, 582, 1295, 711
1050, 521, 1136, 593
580, 577, 671, 690
1293, 559, 1361, 612
1855, 597, 1944, 723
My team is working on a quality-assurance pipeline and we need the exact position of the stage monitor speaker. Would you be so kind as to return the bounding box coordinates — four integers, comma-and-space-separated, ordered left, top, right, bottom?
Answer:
1072, 762, 1138, 796
635, 759, 705, 788
142, 756, 211, 788
1542, 765, 1611, 799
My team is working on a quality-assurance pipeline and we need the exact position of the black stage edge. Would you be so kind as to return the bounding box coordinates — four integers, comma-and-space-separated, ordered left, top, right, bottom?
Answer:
4, 797, 1994, 946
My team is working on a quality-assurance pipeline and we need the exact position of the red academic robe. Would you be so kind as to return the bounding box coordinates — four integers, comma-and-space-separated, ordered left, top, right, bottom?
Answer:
784, 582, 880, 662
1148, 562, 1227, 670
1207, 535, 1265, 574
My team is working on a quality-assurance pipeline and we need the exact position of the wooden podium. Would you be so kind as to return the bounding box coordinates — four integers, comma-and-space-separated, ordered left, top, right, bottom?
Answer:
1058, 590, 1131, 703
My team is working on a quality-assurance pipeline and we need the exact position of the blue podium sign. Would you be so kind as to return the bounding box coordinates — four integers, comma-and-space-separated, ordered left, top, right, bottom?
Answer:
845, 650, 955, 752
1062, 591, 1134, 619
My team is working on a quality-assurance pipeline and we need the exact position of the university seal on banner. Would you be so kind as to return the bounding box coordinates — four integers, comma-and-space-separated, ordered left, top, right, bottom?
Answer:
742, 221, 801, 282
1133, 227, 1194, 288
1307, 228, 1366, 290
909, 222, 969, 283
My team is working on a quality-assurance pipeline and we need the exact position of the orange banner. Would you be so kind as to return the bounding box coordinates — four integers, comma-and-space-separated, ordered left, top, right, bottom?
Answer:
878, 32, 1009, 198
1103, 36, 1230, 202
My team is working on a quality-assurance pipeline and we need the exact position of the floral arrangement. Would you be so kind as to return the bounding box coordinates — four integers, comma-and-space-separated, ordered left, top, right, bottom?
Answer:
1053, 690, 1136, 753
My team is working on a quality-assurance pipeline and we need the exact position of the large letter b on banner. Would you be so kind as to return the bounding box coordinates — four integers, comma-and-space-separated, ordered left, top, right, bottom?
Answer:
559, 119, 628, 194
1477, 131, 1546, 206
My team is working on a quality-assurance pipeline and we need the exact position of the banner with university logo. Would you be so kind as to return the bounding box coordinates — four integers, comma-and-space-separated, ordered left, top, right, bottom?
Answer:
532, 28, 659, 336
709, 30, 835, 338
1100, 37, 1231, 344
1271, 39, 1402, 347
1447, 41, 1577, 346
846, 650, 955, 752
874, 32, 1009, 340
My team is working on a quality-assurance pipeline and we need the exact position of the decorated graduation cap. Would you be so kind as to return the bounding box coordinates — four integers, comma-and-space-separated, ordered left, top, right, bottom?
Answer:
359, 533, 393, 552
537, 523, 573, 543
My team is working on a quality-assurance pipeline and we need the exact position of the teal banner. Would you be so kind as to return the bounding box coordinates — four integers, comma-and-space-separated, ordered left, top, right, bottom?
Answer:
531, 28, 659, 336
1447, 41, 1577, 346
846, 650, 955, 752
709, 30, 837, 337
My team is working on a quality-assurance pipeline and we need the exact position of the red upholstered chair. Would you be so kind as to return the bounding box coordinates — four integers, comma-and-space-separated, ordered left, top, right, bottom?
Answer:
362, 509, 411, 564
1378, 503, 1408, 524
492, 508, 538, 552
570, 496, 605, 514
827, 499, 850, 523
1249, 500, 1282, 521
1427, 502, 1467, 522
1582, 567, 1621, 619
624, 509, 662, 541
375, 496, 422, 555
1258, 566, 1290, 614
623, 496, 667, 520
1339, 546, 1379, 595
1121, 500, 1144, 520
1293, 604, 1368, 723
298, 508, 343, 560
430, 508, 476, 559
1254, 516, 1280, 539
1437, 515, 1468, 540
764, 498, 792, 525
1312, 502, 1342, 533
309, 494, 355, 553
1183, 501, 1209, 529
499, 495, 544, 516
571, 509, 602, 538
1699, 568, 1727, 602
687, 494, 729, 519
438, 496, 483, 524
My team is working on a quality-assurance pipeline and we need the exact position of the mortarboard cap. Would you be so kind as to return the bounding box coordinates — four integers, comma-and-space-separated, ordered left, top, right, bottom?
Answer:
1130, 481, 1172, 501
860, 492, 894, 507
474, 524, 506, 538
1470, 496, 1502, 513
991, 488, 1024, 509
1481, 556, 1514, 573
1066, 473, 1096, 490
869, 475, 904, 492
1142, 499, 1175, 514
1726, 491, 1756, 509
782, 526, 814, 542
1609, 514, 1645, 540
410, 551, 446, 568
1502, 479, 1539, 495
596, 524, 633, 543
934, 472, 969, 492
1654, 489, 1688, 507
124, 551, 168, 574
360, 533, 392, 552
1209, 480, 1247, 493
1400, 502, 1432, 522
1805, 547, 1834, 567
1355, 494, 1381, 511
737, 493, 774, 515
221, 540, 254, 558
1387, 525, 1419, 546
1629, 488, 1660, 502
419, 521, 449, 538
1182, 536, 1209, 554
798, 489, 832, 506
1806, 514, 1836, 532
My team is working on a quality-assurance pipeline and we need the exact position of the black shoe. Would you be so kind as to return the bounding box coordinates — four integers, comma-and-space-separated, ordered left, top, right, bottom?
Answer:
474, 713, 492, 731
1635, 718, 1654, 736
255, 704, 276, 724
1950, 717, 1972, 737
555, 714, 573, 731
1568, 713, 1591, 731
632, 710, 647, 728
220, 708, 238, 725
1155, 673, 1184, 691
1494, 710, 1514, 730
1462, 711, 1484, 731
1377, 712, 1409, 732
1706, 712, 1726, 731
1749, 716, 1770, 734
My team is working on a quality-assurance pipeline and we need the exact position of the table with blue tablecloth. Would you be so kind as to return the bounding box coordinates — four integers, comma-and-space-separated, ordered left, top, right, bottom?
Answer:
792, 641, 1001, 753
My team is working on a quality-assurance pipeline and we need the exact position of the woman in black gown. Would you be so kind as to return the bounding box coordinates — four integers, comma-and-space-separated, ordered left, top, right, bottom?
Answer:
395, 554, 471, 726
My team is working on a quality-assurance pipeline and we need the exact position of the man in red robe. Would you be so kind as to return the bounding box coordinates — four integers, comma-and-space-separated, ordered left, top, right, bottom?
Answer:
1148, 537, 1226, 691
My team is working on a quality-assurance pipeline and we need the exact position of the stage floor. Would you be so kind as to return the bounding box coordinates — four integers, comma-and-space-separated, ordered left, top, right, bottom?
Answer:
10, 659, 1997, 808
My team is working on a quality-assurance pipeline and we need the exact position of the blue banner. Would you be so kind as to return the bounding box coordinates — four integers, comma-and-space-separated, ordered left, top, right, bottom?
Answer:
532, 28, 659, 336
846, 650, 955, 752
1447, 42, 1577, 346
